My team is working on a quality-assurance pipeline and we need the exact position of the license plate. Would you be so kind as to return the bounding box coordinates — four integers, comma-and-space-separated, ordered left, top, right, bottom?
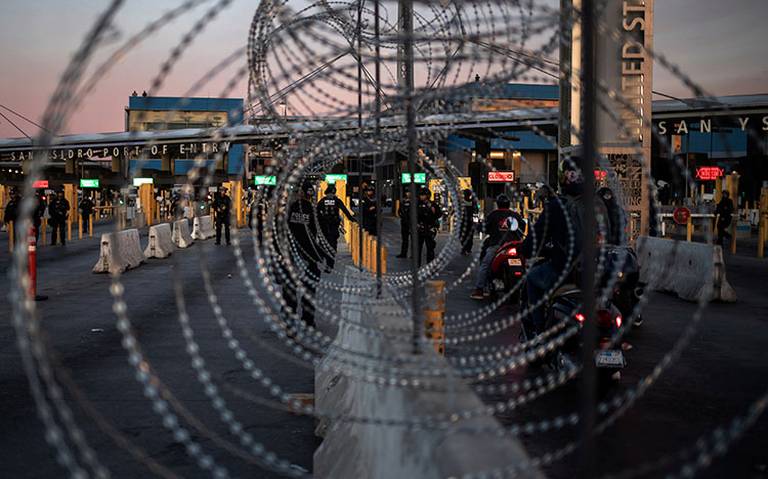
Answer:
595, 350, 625, 368
507, 258, 522, 266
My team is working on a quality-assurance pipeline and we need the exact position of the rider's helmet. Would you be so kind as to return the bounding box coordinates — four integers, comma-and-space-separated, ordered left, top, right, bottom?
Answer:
495, 194, 511, 209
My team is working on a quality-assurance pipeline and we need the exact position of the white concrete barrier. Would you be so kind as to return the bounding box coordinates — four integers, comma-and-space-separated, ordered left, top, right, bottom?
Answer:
313, 268, 543, 479
172, 219, 194, 248
637, 236, 736, 302
92, 229, 144, 274
192, 215, 214, 240
144, 223, 174, 259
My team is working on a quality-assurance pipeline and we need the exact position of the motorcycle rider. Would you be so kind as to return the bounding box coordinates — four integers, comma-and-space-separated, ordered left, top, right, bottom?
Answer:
316, 184, 356, 268
470, 194, 515, 299
520, 151, 611, 338
416, 187, 442, 265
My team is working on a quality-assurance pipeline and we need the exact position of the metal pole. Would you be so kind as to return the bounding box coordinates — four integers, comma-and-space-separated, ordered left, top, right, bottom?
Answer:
579, 0, 598, 477
356, 0, 364, 272
402, 0, 421, 354
374, 0, 383, 295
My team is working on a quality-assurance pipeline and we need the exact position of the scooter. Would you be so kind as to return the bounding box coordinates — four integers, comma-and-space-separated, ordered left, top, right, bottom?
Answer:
487, 213, 527, 302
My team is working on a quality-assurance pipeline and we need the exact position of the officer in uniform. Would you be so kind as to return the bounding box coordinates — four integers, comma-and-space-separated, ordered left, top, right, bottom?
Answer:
49, 190, 70, 246
285, 182, 322, 328
213, 186, 232, 245
79, 193, 95, 234
416, 187, 442, 265
396, 190, 412, 258
361, 186, 378, 235
316, 184, 355, 269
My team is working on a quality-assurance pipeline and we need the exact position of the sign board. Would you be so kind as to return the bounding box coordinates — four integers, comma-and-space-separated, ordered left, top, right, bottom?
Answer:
401, 172, 426, 184
695, 167, 724, 181
673, 207, 691, 225
487, 171, 515, 183
325, 174, 348, 183
132, 177, 153, 186
32, 180, 49, 189
80, 179, 99, 188
254, 175, 277, 186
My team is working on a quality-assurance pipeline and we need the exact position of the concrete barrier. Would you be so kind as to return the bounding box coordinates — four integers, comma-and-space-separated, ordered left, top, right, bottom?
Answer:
144, 223, 174, 259
192, 215, 215, 240
92, 229, 144, 274
172, 219, 194, 248
636, 236, 736, 302
313, 268, 543, 479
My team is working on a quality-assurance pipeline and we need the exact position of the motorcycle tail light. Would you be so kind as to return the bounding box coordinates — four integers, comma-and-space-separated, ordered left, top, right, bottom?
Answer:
575, 313, 585, 323
514, 271, 522, 276
507, 247, 517, 256
597, 309, 614, 328
615, 314, 623, 328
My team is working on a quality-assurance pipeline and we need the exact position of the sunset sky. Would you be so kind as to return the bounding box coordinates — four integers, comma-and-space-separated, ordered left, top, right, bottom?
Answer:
0, 0, 766, 138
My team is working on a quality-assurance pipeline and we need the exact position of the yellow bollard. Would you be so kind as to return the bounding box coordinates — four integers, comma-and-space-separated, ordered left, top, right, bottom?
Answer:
89, 213, 94, 238
686, 216, 693, 242
423, 280, 447, 355
381, 246, 387, 274
78, 215, 83, 239
67, 217, 72, 242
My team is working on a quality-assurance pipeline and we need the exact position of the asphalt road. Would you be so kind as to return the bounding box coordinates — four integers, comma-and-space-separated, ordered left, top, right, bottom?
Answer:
2, 215, 766, 478
0, 223, 318, 478
398, 229, 768, 479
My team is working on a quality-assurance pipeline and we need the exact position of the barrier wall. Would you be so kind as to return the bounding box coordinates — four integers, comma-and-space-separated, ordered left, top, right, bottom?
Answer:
172, 219, 194, 248
313, 268, 543, 479
192, 215, 215, 240
144, 223, 174, 259
636, 236, 736, 302
92, 229, 144, 274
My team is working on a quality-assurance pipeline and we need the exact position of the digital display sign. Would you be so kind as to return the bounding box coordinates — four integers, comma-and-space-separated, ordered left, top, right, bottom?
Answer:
254, 175, 277, 185
401, 173, 426, 184
80, 179, 100, 188
487, 171, 515, 183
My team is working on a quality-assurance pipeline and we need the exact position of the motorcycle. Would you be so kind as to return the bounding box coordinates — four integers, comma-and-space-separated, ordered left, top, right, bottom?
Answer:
487, 213, 527, 303
601, 245, 645, 327
545, 287, 627, 382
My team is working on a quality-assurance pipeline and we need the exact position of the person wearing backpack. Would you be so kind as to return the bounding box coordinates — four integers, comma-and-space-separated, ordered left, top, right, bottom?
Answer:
520, 156, 586, 337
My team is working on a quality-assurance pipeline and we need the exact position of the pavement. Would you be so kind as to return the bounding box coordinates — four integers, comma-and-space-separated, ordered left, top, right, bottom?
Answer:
1, 214, 766, 478
0, 222, 318, 478
380, 219, 768, 479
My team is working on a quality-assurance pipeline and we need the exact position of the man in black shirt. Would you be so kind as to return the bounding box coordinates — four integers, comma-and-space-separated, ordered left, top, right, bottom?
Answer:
396, 190, 412, 258
459, 189, 477, 255
416, 187, 442, 265
213, 187, 232, 245
470, 194, 515, 299
316, 184, 355, 268
715, 190, 735, 246
49, 190, 70, 246
361, 187, 378, 235
79, 194, 95, 234
285, 182, 322, 328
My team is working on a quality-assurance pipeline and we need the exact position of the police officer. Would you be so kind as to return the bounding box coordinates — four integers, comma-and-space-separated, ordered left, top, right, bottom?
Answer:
316, 184, 355, 268
361, 186, 377, 235
416, 187, 442, 265
79, 193, 95, 234
213, 186, 232, 245
49, 190, 70, 246
396, 190, 412, 258
285, 182, 322, 328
